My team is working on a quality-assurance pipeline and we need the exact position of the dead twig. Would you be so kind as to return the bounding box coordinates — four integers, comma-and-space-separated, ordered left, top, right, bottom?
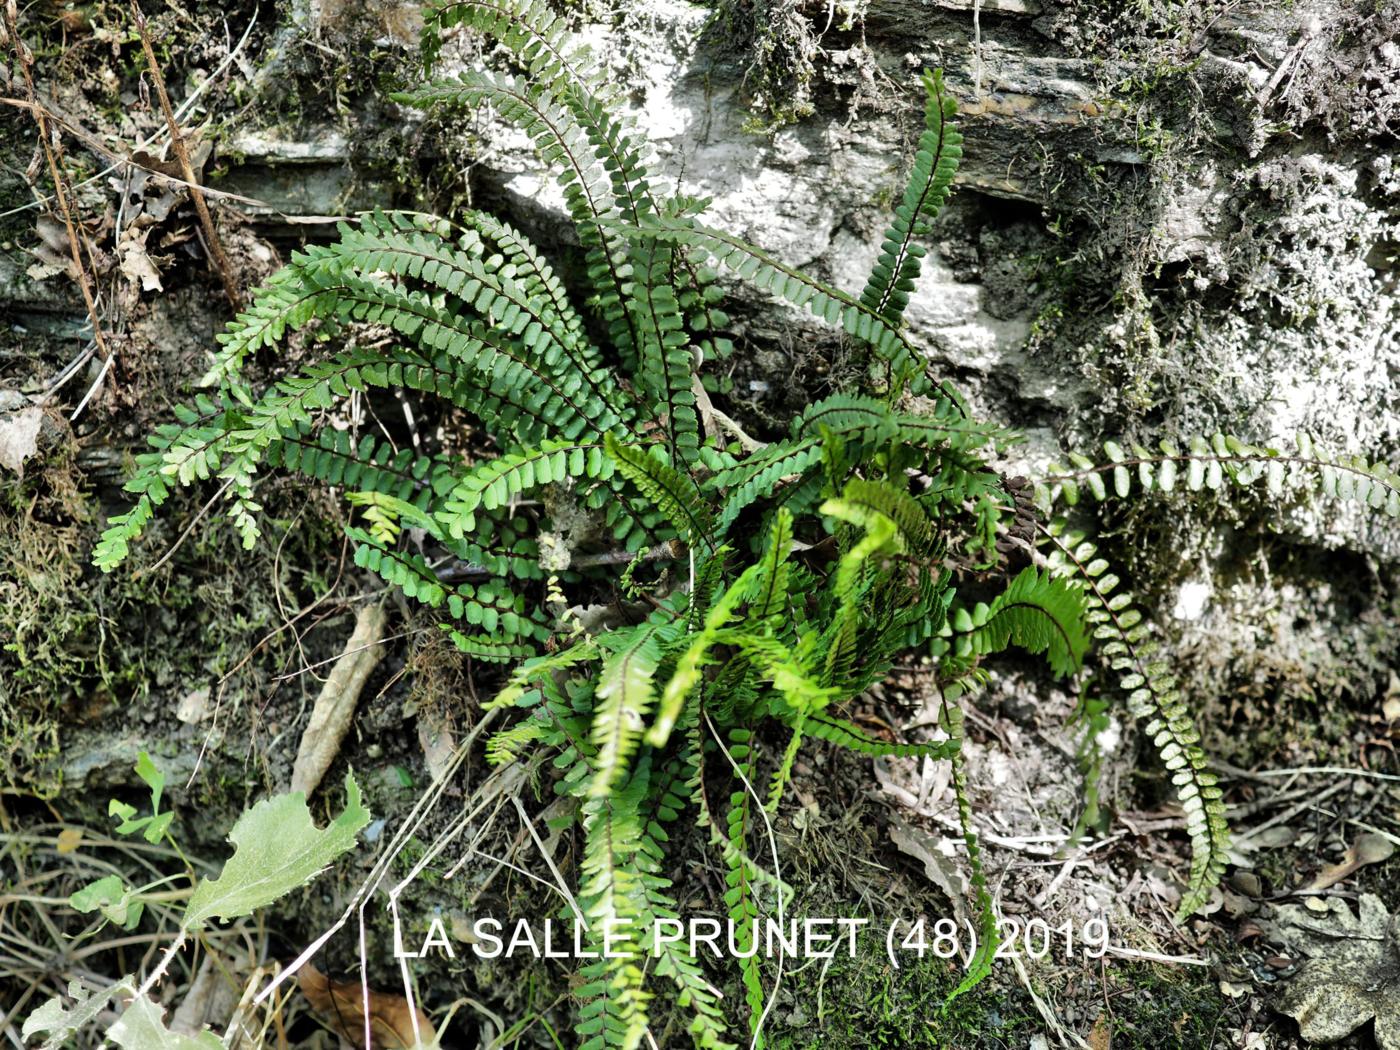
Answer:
3, 0, 115, 411
129, 0, 242, 309
289, 601, 389, 796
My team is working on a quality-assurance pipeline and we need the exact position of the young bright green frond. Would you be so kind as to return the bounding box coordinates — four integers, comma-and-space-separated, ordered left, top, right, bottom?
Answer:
589, 616, 680, 797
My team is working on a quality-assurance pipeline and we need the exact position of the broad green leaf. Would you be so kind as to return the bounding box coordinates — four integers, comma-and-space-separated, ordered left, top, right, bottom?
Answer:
23, 979, 133, 1050
109, 993, 222, 1050
70, 875, 145, 930
182, 771, 370, 930
109, 754, 174, 843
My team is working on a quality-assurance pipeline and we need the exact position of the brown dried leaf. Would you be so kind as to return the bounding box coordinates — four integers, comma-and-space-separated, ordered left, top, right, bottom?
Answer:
117, 227, 163, 292
56, 828, 83, 854
416, 705, 456, 784
887, 812, 967, 918
1304, 832, 1396, 892
298, 965, 435, 1050
1086, 1013, 1112, 1050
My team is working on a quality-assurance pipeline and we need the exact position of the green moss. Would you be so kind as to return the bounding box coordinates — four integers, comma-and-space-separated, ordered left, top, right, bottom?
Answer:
0, 447, 340, 797
1104, 963, 1230, 1048
765, 940, 1035, 1048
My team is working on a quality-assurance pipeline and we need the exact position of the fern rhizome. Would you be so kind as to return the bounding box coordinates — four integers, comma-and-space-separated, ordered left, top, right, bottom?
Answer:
92, 1, 1400, 1045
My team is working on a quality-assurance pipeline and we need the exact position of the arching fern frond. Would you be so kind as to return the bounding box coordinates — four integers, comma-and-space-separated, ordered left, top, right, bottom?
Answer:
952, 566, 1089, 678
628, 216, 933, 393
1037, 521, 1229, 917
604, 435, 715, 553
859, 69, 962, 325
438, 440, 613, 539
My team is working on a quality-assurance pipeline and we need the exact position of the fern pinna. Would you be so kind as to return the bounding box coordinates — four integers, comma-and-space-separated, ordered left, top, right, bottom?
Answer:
90, 0, 1400, 1043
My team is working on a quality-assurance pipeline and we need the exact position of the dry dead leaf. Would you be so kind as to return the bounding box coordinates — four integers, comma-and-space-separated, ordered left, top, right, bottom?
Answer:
117, 227, 164, 292
1304, 832, 1396, 892
416, 705, 456, 784
1085, 1013, 1112, 1050
28, 215, 77, 281
56, 828, 83, 854
298, 964, 435, 1050
1383, 672, 1400, 722
176, 687, 212, 724
171, 955, 241, 1036
0, 396, 45, 476
1274, 895, 1399, 1049
290, 602, 387, 796
887, 812, 967, 918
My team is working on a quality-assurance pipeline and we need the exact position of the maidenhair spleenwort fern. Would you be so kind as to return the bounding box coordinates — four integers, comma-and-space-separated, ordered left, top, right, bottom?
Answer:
88, 0, 1400, 1042
1028, 433, 1400, 916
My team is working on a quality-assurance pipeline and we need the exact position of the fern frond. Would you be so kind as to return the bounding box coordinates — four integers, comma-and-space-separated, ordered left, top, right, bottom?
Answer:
350, 527, 545, 641
575, 766, 653, 1050
720, 727, 767, 1043
952, 566, 1089, 678
423, 0, 610, 101
793, 393, 999, 450
749, 508, 794, 625
443, 627, 537, 663
629, 216, 933, 392
268, 427, 453, 509
323, 210, 636, 424
649, 561, 766, 748
438, 440, 612, 539
604, 435, 715, 553
712, 439, 823, 537
395, 70, 643, 364
1039, 522, 1229, 917
859, 69, 962, 325
458, 209, 589, 350
625, 234, 701, 465
1036, 433, 1400, 515
941, 701, 999, 1004
839, 477, 936, 554
487, 637, 600, 710
802, 713, 960, 760
589, 616, 679, 797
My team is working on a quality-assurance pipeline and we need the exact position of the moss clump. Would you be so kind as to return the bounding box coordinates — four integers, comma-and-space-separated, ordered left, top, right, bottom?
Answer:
763, 940, 1034, 1048
0, 444, 340, 797
1104, 962, 1231, 1048
701, 0, 820, 132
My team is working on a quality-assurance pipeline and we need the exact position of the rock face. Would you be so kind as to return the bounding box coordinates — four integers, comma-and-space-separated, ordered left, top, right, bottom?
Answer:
3, 1, 1397, 774
415, 0, 1398, 457
406, 0, 1399, 717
